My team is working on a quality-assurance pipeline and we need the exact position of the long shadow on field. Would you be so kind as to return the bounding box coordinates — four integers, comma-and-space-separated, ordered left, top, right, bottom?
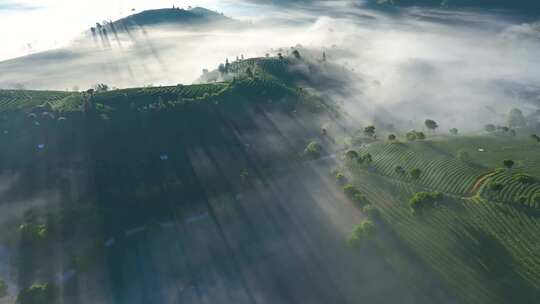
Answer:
456, 225, 538, 303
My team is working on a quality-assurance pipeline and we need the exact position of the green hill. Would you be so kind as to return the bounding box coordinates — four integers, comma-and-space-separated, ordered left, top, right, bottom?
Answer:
341, 134, 540, 303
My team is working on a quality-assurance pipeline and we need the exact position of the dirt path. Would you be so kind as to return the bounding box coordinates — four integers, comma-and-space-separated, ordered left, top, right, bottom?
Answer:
466, 171, 498, 197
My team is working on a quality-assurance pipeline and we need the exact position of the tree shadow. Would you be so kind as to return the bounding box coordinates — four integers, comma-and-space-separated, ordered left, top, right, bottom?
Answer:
455, 224, 538, 303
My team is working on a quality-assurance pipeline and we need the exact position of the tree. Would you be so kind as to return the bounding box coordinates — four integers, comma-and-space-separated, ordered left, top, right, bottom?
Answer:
364, 125, 376, 138
415, 131, 426, 140
508, 108, 526, 129
408, 191, 443, 215
530, 134, 540, 142
362, 153, 373, 164
485, 124, 496, 133
218, 64, 226, 74
347, 220, 376, 247
449, 128, 458, 135
277, 53, 283, 60
503, 159, 515, 169
335, 171, 346, 184
292, 49, 301, 59
93, 83, 109, 92
245, 67, 254, 78
388, 134, 396, 141
305, 141, 322, 158
322, 51, 326, 62
406, 131, 417, 141
343, 184, 365, 205
410, 168, 422, 180
424, 119, 438, 132
362, 205, 380, 218
488, 181, 504, 192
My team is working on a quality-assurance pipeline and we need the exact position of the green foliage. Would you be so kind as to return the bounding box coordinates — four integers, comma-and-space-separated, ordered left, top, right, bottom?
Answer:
17, 283, 55, 304
347, 220, 376, 247
305, 141, 322, 158
406, 130, 425, 141
335, 171, 346, 184
530, 134, 540, 142
424, 119, 438, 131
449, 128, 458, 135
362, 205, 380, 218
503, 159, 515, 169
362, 153, 373, 164
488, 181, 504, 192
343, 184, 365, 205
388, 134, 396, 141
408, 191, 443, 214
410, 168, 422, 180
364, 125, 376, 138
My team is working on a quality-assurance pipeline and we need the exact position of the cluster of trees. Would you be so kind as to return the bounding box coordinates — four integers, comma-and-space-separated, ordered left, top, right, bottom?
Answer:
343, 184, 366, 206
531, 134, 540, 142
406, 130, 426, 141
408, 191, 444, 215
394, 166, 422, 180
347, 220, 376, 248
484, 124, 516, 136
345, 150, 372, 165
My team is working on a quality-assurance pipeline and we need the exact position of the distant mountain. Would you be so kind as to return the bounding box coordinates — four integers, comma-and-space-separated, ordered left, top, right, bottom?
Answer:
107, 7, 234, 29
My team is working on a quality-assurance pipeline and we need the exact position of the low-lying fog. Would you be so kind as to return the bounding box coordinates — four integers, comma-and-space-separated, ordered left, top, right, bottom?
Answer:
1, 1, 539, 129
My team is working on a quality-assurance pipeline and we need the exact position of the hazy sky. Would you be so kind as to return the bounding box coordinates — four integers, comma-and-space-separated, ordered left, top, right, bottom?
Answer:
0, 0, 235, 61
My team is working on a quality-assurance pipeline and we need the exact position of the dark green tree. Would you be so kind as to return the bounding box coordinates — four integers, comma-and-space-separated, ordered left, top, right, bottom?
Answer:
449, 128, 458, 135
410, 168, 422, 180
388, 134, 396, 141
364, 125, 376, 138
503, 159, 515, 169
424, 119, 438, 132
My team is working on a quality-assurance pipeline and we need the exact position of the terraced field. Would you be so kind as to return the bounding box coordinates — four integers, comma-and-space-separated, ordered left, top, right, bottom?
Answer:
479, 171, 540, 208
0, 90, 73, 112
353, 141, 488, 195
347, 168, 540, 304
